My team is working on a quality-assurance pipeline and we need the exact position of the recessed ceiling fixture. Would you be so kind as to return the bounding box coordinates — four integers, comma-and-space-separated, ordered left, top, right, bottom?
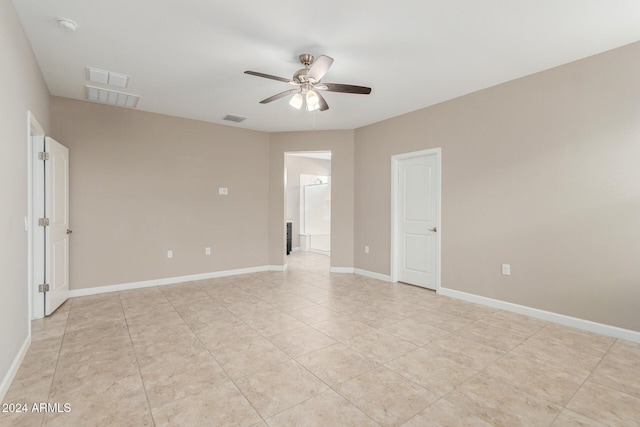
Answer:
86, 67, 129, 88
85, 85, 139, 108
245, 54, 372, 112
223, 114, 247, 123
57, 18, 77, 32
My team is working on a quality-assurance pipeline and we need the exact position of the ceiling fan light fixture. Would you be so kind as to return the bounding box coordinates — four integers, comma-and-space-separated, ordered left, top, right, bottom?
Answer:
289, 93, 303, 109
306, 90, 320, 111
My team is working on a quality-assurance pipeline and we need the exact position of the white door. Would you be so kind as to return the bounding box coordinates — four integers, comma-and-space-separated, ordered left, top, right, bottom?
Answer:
395, 150, 439, 289
44, 137, 70, 315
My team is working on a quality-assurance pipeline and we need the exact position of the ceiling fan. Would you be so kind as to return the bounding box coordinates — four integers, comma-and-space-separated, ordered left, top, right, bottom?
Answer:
244, 54, 372, 112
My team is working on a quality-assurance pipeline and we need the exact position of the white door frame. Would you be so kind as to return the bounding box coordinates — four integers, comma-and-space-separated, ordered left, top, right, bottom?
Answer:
390, 148, 442, 292
27, 111, 46, 320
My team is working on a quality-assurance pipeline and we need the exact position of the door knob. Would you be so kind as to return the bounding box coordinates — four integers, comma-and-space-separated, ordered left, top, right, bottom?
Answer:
429, 227, 437, 232
66, 229, 73, 234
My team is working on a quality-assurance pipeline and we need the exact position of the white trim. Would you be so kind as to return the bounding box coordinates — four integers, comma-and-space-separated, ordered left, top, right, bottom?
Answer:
329, 267, 354, 274
439, 287, 640, 343
68, 266, 280, 298
291, 247, 301, 252
354, 268, 393, 282
0, 334, 30, 403
390, 148, 442, 292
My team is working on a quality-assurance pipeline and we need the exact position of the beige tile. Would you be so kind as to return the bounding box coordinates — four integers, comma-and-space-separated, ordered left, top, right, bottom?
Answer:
510, 336, 603, 379
311, 317, 375, 342
589, 353, 640, 399
212, 336, 290, 379
151, 379, 261, 426
455, 322, 528, 352
345, 331, 417, 364
607, 339, 640, 362
378, 318, 448, 346
436, 299, 496, 322
409, 308, 473, 332
566, 380, 640, 426
385, 347, 477, 396
475, 310, 547, 336
429, 334, 504, 371
268, 326, 336, 357
30, 315, 68, 342
336, 366, 438, 426
347, 308, 406, 328
533, 324, 616, 357
285, 304, 341, 324
266, 389, 378, 427
46, 370, 151, 427
551, 409, 608, 427
296, 343, 378, 387
0, 411, 46, 427
235, 359, 328, 418
179, 307, 241, 333
482, 353, 583, 405
445, 374, 562, 426
43, 407, 153, 427
2, 337, 61, 402
401, 399, 493, 427
138, 344, 227, 407
195, 319, 263, 351
244, 311, 306, 337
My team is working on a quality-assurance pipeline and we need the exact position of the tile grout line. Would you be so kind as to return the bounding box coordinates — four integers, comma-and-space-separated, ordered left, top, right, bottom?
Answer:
119, 290, 159, 427
161, 281, 271, 425
40, 299, 73, 427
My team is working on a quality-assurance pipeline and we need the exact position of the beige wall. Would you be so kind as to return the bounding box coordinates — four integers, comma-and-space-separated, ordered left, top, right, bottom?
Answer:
285, 156, 331, 248
50, 97, 270, 289
269, 131, 354, 268
0, 0, 50, 394
354, 42, 640, 331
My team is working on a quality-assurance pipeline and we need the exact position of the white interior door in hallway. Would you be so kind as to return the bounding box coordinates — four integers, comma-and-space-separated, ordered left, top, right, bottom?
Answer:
41, 137, 70, 315
392, 148, 440, 290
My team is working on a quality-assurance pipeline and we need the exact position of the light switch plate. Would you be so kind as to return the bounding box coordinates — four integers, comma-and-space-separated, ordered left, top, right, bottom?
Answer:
502, 263, 511, 275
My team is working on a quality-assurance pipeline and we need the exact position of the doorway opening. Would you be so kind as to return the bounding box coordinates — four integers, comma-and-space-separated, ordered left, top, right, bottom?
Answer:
284, 151, 332, 271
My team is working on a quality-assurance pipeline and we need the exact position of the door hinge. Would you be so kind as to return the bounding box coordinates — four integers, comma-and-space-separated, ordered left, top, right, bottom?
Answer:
38, 218, 50, 227
38, 284, 50, 293
38, 152, 50, 161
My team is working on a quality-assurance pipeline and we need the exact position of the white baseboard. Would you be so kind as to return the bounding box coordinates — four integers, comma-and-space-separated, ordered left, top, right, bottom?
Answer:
68, 265, 278, 298
0, 333, 31, 403
292, 247, 301, 252
354, 268, 393, 282
439, 287, 640, 343
329, 267, 354, 274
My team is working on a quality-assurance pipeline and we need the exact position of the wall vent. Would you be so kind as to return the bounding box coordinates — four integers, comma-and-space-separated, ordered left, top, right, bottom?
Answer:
223, 114, 247, 123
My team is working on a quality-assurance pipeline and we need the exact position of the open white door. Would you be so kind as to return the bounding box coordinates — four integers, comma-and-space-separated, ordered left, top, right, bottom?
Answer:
392, 149, 440, 290
44, 137, 70, 315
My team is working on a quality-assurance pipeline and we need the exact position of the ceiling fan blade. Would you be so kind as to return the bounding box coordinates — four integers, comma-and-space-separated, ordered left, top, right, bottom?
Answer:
259, 89, 298, 104
320, 83, 372, 94
315, 91, 329, 111
245, 71, 294, 84
308, 55, 334, 82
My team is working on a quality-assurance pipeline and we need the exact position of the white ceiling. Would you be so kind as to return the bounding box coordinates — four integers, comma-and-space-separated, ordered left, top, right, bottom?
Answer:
12, 0, 640, 132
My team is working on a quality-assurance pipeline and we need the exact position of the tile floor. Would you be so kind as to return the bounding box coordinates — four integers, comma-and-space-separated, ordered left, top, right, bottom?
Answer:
2, 252, 640, 426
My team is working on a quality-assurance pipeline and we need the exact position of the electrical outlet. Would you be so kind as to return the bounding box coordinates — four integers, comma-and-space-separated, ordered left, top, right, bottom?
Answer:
205, 247, 211, 255
364, 246, 369, 254
218, 187, 228, 195
502, 263, 511, 276
167, 250, 173, 259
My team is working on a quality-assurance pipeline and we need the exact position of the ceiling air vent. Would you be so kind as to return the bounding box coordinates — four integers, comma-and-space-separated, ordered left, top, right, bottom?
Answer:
223, 114, 247, 123
85, 85, 140, 108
